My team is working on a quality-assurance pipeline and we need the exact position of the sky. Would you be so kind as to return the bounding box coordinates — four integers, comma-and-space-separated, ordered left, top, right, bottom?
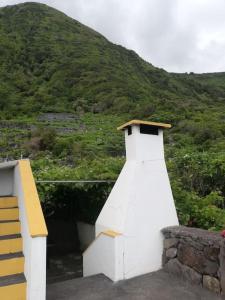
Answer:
1, 0, 225, 73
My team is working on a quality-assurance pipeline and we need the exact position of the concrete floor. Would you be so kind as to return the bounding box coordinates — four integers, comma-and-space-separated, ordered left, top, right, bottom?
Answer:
47, 252, 82, 284
47, 270, 225, 300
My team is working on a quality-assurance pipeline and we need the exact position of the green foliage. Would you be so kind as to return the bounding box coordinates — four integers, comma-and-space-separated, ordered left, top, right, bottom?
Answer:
1, 2, 225, 119
171, 181, 225, 230
33, 156, 123, 224
38, 183, 113, 224
26, 126, 57, 152
32, 156, 124, 181
169, 151, 225, 230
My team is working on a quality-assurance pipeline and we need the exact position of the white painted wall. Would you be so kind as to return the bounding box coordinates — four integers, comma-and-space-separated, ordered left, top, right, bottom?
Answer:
14, 163, 46, 300
125, 125, 164, 161
0, 167, 14, 196
83, 233, 124, 281
85, 123, 179, 281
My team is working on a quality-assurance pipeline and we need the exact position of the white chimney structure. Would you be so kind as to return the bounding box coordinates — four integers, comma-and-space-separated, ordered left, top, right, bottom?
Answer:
83, 120, 179, 281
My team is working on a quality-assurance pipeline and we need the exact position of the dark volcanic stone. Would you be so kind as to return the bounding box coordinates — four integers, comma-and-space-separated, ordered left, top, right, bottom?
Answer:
166, 248, 177, 259
164, 238, 178, 249
204, 247, 220, 262
204, 260, 219, 276
162, 249, 169, 266
162, 226, 222, 248
219, 241, 225, 295
164, 258, 202, 285
37, 113, 79, 122
177, 243, 204, 272
184, 238, 204, 251
177, 243, 218, 275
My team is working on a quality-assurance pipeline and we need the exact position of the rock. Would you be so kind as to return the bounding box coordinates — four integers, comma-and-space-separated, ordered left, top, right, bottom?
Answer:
162, 226, 222, 248
166, 248, 177, 259
164, 258, 202, 285
164, 238, 178, 249
204, 247, 220, 262
162, 249, 169, 266
219, 241, 225, 295
177, 243, 218, 275
177, 244, 204, 273
37, 113, 79, 122
203, 275, 221, 294
185, 238, 204, 251
204, 260, 219, 276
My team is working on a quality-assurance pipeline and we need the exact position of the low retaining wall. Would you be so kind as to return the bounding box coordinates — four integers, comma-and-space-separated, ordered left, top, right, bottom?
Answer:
162, 226, 225, 295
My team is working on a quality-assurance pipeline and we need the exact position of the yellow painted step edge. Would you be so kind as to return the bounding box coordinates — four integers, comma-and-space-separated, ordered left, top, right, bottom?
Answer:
0, 257, 24, 277
0, 238, 22, 255
0, 282, 26, 300
0, 198, 18, 209
0, 209, 19, 221
0, 222, 20, 236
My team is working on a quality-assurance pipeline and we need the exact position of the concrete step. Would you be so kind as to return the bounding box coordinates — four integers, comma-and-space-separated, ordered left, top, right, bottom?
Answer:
46, 270, 224, 300
0, 208, 19, 221
0, 252, 24, 277
0, 197, 18, 209
0, 273, 26, 300
0, 220, 20, 236
0, 234, 22, 255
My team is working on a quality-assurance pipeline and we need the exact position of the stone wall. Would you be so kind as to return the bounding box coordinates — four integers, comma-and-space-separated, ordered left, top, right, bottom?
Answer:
162, 226, 225, 295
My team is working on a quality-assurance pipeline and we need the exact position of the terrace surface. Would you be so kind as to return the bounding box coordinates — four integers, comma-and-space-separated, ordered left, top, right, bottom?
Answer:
47, 269, 225, 300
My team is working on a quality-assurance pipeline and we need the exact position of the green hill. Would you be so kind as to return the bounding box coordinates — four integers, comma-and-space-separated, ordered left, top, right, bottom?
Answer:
0, 2, 225, 230
1, 2, 225, 118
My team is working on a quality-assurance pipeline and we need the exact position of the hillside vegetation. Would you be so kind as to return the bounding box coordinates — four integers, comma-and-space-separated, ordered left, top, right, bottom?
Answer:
0, 2, 225, 230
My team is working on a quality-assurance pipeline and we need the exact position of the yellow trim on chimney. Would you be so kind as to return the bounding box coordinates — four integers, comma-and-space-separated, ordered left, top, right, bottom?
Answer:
117, 119, 172, 130
103, 230, 121, 238
18, 160, 48, 237
83, 229, 122, 254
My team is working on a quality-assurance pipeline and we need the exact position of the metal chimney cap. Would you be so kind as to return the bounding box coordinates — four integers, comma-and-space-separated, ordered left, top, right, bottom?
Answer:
117, 119, 172, 131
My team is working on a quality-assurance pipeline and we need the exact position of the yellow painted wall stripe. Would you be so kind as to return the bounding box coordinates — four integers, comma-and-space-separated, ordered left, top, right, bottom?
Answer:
0, 209, 19, 221
0, 257, 24, 277
18, 160, 48, 237
0, 282, 26, 300
0, 222, 20, 236
0, 238, 22, 255
0, 197, 18, 209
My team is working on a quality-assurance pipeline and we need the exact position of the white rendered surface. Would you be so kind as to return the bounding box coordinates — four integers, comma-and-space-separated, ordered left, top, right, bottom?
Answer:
0, 167, 14, 196
125, 125, 164, 161
83, 233, 123, 281
14, 163, 47, 300
84, 124, 178, 281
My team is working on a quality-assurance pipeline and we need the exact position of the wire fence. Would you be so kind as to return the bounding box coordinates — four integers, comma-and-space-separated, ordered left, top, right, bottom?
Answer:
36, 180, 115, 184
